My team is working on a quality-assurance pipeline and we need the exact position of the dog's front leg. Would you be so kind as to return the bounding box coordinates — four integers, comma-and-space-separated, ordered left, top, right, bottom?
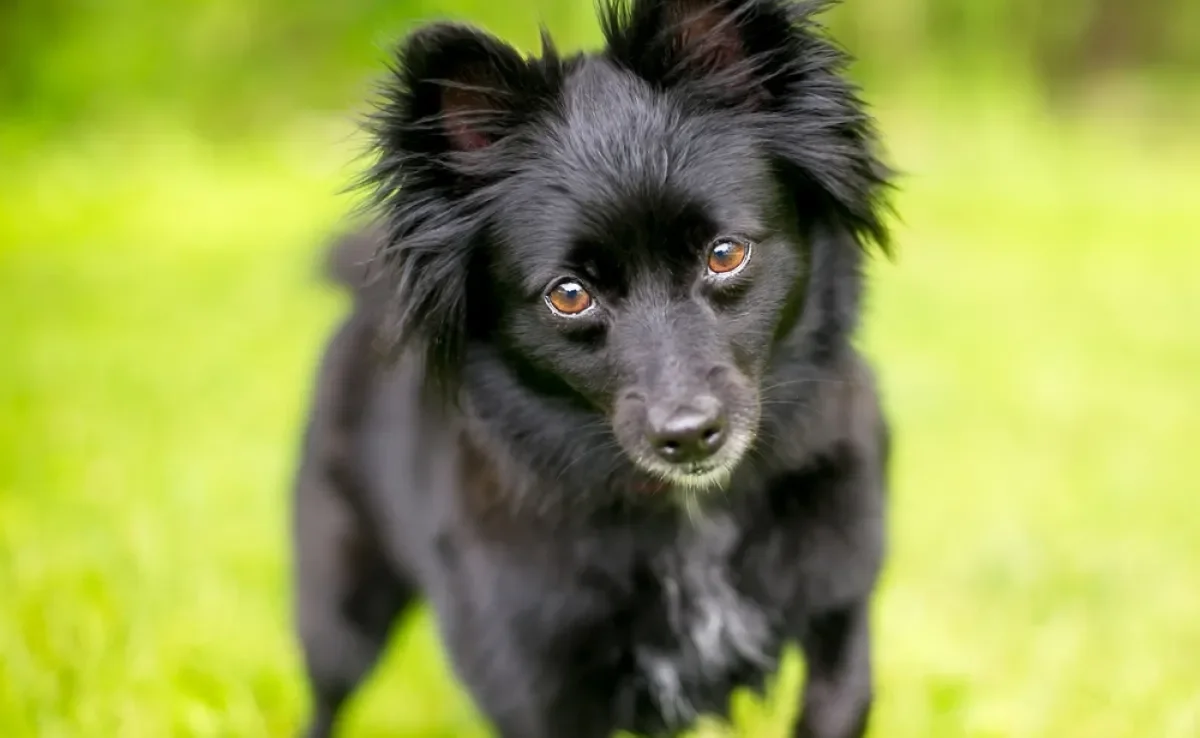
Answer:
488, 686, 617, 738
793, 599, 873, 738
470, 651, 619, 738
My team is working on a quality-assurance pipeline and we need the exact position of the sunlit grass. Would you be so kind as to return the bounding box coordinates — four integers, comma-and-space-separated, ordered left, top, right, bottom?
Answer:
2, 107, 1198, 737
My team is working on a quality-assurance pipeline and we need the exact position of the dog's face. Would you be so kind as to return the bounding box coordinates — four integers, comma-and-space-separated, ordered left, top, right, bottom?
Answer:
484, 66, 806, 488
366, 0, 888, 493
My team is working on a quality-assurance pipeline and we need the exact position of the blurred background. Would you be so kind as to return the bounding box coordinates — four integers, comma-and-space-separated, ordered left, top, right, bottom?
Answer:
1, 0, 1197, 736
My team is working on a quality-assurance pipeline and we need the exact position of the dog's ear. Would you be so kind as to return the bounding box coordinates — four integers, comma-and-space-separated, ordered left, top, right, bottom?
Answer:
603, 0, 796, 105
606, 0, 893, 251
361, 24, 561, 395
372, 23, 558, 170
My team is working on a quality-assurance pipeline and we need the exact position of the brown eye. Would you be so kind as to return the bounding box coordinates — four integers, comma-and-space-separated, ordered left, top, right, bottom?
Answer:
707, 238, 751, 275
546, 280, 593, 316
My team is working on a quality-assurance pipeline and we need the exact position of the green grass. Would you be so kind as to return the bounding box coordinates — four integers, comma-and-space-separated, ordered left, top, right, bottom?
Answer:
2, 106, 1199, 737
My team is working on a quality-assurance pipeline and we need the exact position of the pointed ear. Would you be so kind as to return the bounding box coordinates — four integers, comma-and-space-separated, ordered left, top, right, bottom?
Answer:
373, 22, 557, 167
603, 0, 795, 104
357, 25, 520, 394
359, 24, 564, 394
606, 0, 893, 250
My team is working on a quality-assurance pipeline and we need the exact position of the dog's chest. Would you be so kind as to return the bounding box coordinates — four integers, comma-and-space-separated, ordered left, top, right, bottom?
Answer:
624, 512, 781, 729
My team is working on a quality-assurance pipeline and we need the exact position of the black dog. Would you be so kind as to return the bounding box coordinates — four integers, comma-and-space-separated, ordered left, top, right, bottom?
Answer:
291, 1, 893, 736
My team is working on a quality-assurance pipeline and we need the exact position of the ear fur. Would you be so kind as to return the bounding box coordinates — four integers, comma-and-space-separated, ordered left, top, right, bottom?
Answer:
603, 0, 893, 250
360, 23, 562, 394
375, 22, 559, 164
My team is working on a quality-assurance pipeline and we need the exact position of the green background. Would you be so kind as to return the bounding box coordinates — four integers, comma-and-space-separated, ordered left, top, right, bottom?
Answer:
2, 1, 1198, 736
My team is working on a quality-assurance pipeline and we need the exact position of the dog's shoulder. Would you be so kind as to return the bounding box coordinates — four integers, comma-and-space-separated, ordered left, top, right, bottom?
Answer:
737, 350, 888, 616
759, 345, 888, 478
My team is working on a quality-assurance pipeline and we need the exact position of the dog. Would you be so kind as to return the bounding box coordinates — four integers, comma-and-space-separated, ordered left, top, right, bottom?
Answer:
290, 1, 894, 736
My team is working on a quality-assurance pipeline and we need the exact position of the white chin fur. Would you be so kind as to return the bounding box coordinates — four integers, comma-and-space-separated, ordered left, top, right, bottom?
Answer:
666, 466, 733, 491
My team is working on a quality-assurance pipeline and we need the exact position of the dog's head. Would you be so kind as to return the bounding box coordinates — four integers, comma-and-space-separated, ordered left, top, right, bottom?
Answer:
364, 0, 890, 493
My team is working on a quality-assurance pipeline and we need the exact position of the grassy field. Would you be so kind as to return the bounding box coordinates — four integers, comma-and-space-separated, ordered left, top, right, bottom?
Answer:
2, 103, 1199, 737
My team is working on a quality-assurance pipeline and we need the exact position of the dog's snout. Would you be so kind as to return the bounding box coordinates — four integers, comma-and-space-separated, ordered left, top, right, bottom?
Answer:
646, 396, 727, 464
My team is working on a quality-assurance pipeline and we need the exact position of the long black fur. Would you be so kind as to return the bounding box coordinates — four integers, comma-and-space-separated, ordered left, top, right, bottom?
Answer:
292, 1, 894, 736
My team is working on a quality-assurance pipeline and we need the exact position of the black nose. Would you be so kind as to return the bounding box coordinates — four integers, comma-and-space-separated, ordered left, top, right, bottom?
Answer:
646, 398, 727, 464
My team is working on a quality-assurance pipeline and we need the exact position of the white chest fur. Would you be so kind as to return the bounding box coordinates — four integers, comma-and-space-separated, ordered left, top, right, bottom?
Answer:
634, 510, 777, 726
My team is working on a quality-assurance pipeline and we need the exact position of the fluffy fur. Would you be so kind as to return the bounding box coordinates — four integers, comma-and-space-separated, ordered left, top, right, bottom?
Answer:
291, 1, 894, 736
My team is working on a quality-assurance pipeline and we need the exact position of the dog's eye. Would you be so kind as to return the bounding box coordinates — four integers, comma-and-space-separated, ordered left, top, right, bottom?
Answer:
546, 280, 594, 316
707, 238, 751, 276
